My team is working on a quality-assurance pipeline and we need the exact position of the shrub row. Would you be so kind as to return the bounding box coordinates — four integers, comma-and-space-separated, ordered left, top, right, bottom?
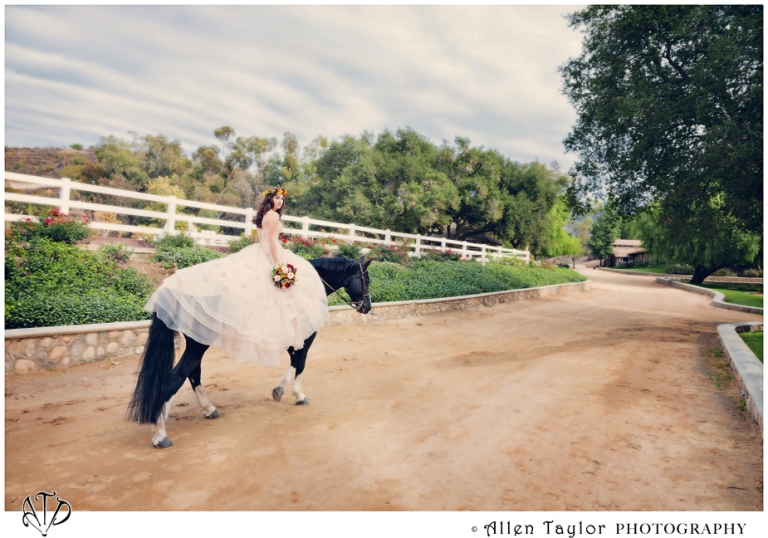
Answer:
328, 259, 587, 306
151, 233, 224, 269
5, 237, 154, 329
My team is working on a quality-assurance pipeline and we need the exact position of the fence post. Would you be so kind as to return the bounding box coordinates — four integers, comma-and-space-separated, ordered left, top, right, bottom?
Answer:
481, 245, 487, 266
415, 234, 422, 258
384, 229, 391, 244
349, 224, 356, 242
165, 195, 177, 233
244, 208, 254, 237
462, 241, 468, 260
59, 177, 71, 213
302, 215, 310, 239
441, 238, 446, 251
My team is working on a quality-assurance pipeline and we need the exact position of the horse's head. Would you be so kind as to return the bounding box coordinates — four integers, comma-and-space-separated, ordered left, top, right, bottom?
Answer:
309, 256, 373, 314
343, 256, 372, 314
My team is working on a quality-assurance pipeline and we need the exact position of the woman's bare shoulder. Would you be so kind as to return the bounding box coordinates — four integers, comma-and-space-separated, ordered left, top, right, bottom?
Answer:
263, 211, 278, 223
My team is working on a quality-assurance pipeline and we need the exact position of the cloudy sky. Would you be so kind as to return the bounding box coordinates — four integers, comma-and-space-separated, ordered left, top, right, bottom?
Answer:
5, 4, 585, 169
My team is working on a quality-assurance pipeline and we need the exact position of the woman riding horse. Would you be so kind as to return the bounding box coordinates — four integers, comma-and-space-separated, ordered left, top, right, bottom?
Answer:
128, 188, 371, 448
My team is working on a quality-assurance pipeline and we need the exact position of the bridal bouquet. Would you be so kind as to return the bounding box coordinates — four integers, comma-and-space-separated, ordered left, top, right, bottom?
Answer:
272, 263, 297, 289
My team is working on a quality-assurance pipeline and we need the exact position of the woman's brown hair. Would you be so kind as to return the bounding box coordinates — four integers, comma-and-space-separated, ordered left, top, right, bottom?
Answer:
253, 193, 285, 228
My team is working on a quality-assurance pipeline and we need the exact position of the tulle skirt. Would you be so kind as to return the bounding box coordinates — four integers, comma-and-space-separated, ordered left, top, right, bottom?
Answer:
144, 243, 330, 366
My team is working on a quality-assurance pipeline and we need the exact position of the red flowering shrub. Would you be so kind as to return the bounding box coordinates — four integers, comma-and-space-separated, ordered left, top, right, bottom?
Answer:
7, 208, 91, 245
368, 242, 411, 265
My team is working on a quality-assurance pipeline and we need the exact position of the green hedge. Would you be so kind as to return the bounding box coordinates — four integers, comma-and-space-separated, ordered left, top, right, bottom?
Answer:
6, 237, 587, 328
328, 259, 587, 306
152, 246, 224, 269
5, 237, 154, 329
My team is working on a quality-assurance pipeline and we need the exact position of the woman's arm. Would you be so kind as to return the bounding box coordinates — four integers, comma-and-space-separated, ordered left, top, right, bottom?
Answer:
265, 212, 281, 265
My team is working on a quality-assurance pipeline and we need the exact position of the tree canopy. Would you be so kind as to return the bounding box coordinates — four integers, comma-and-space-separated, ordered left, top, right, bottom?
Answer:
561, 5, 762, 233
7, 126, 581, 257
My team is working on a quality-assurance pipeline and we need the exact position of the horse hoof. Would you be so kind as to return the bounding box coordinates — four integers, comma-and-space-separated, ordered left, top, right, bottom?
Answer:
296, 398, 309, 406
205, 409, 220, 419
153, 437, 173, 449
272, 386, 284, 402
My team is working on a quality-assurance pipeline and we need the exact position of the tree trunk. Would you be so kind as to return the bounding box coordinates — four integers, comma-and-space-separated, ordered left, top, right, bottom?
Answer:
690, 265, 717, 285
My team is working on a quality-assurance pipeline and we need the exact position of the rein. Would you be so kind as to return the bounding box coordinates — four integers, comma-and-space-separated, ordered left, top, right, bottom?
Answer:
317, 260, 370, 312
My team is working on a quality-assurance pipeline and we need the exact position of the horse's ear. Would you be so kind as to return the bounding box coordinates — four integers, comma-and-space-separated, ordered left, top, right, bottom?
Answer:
358, 256, 365, 263
363, 258, 372, 269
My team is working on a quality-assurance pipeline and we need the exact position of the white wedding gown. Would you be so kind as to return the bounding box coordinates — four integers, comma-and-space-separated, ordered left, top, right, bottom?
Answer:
144, 224, 330, 366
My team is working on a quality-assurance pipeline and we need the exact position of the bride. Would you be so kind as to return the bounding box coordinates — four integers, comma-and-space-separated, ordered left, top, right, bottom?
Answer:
144, 187, 330, 366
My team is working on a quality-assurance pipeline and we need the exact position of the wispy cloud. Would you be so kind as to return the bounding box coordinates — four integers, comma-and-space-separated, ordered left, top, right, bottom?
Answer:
5, 5, 584, 168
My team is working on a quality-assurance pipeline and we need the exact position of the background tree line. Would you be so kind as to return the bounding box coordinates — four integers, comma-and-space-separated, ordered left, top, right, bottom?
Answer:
6, 127, 585, 259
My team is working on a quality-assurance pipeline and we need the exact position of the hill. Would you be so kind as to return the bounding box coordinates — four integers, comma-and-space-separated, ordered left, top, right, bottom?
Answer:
5, 146, 97, 178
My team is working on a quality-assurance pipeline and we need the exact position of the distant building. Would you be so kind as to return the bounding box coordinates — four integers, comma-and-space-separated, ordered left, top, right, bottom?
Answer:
607, 239, 648, 267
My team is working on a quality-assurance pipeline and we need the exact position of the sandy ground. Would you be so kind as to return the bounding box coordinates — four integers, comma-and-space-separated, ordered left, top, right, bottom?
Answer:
4, 267, 763, 511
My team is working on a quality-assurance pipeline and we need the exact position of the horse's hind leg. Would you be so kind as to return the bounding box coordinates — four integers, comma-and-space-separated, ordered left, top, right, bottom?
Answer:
152, 336, 209, 448
152, 400, 174, 448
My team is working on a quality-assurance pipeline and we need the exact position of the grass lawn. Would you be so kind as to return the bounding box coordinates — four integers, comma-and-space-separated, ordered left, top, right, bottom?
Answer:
740, 331, 763, 363
695, 284, 763, 308
615, 266, 667, 274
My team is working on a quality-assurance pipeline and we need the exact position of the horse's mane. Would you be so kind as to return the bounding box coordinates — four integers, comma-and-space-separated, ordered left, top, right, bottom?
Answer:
308, 256, 357, 273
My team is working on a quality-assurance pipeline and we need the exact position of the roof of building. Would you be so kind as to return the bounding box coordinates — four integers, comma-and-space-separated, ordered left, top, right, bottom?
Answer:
612, 239, 643, 247
612, 246, 648, 258
464, 233, 503, 246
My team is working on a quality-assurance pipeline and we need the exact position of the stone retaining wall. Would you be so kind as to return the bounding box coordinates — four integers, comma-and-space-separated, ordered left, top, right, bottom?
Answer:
5, 321, 151, 374
599, 268, 763, 287
5, 280, 590, 375
656, 277, 763, 315
717, 322, 764, 437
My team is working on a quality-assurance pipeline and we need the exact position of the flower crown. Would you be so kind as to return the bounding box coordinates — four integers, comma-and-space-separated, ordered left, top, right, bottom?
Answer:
262, 187, 288, 197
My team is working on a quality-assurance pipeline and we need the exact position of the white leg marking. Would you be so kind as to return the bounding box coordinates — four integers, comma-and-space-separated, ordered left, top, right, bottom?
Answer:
280, 366, 295, 390
293, 374, 307, 403
151, 399, 173, 446
193, 385, 217, 417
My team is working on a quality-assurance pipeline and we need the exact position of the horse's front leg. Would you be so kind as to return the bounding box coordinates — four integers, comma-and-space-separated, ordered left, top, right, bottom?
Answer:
272, 332, 316, 405
272, 363, 294, 403
189, 364, 219, 419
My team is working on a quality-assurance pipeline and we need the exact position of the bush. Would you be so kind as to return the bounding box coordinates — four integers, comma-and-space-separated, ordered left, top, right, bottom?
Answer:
336, 242, 362, 259
712, 268, 736, 277
152, 246, 224, 269
282, 236, 330, 260
151, 232, 224, 269
368, 243, 411, 265
7, 292, 151, 329
152, 233, 195, 250
8, 209, 91, 244
422, 248, 461, 262
98, 243, 133, 263
5, 237, 154, 329
332, 259, 588, 305
229, 234, 258, 253
741, 268, 763, 278
666, 264, 695, 275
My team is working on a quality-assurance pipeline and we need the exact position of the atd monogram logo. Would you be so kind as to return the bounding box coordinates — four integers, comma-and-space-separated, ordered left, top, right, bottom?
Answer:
22, 491, 72, 536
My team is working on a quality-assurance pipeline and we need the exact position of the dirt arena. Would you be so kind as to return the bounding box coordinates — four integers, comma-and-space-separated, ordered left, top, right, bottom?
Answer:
4, 267, 763, 511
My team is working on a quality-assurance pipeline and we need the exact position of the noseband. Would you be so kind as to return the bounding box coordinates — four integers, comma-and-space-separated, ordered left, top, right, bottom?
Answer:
317, 260, 370, 312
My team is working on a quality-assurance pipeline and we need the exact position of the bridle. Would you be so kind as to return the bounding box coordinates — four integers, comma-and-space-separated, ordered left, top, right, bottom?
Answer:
317, 260, 370, 312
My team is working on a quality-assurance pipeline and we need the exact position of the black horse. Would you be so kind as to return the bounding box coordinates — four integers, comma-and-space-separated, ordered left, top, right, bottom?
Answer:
127, 256, 372, 448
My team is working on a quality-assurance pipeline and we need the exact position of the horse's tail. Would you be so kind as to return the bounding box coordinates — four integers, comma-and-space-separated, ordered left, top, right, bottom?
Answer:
127, 313, 177, 424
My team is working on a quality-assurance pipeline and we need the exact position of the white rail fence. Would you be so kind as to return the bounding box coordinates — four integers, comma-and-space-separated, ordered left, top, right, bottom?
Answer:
4, 172, 529, 263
